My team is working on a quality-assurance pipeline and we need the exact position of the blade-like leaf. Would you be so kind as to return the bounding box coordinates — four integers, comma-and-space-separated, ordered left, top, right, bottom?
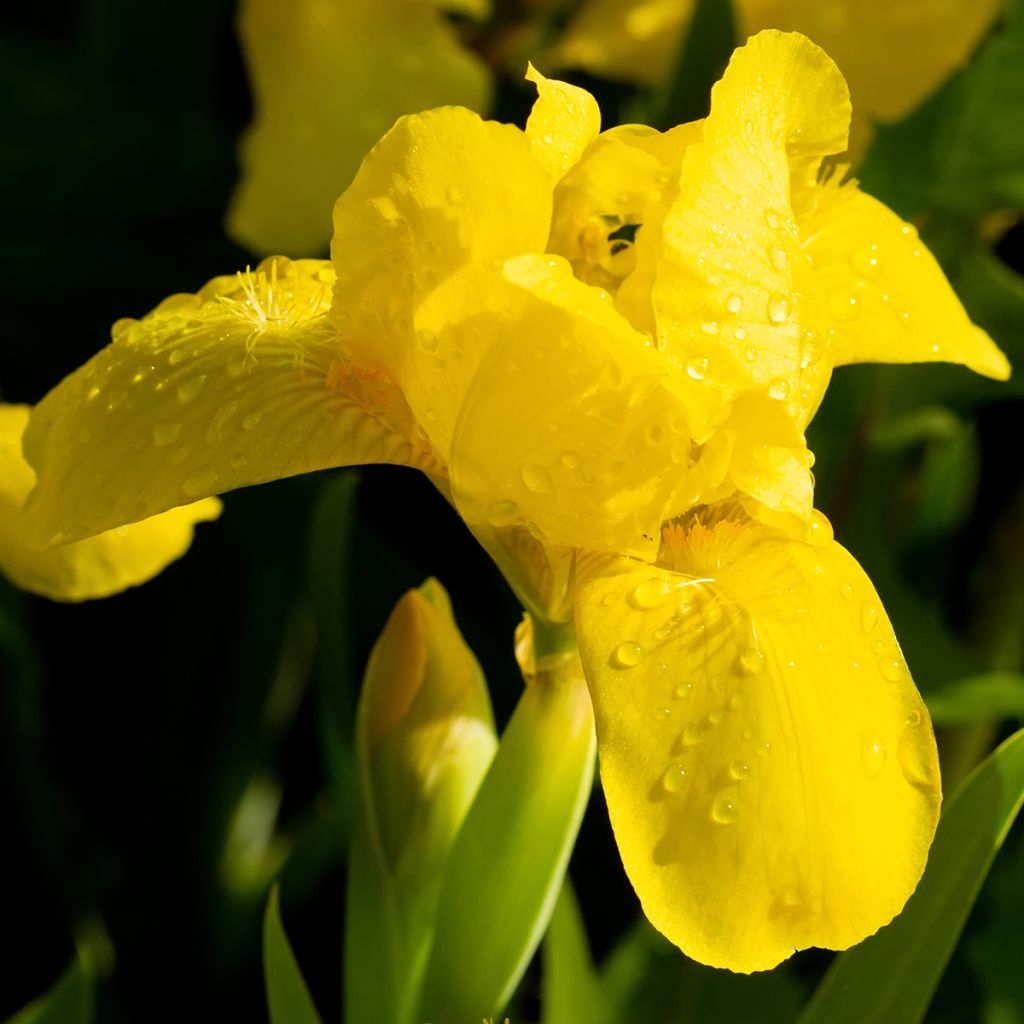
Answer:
263, 884, 323, 1024
542, 881, 604, 1024
419, 669, 596, 1022
5, 956, 94, 1024
799, 727, 1024, 1024
927, 672, 1024, 725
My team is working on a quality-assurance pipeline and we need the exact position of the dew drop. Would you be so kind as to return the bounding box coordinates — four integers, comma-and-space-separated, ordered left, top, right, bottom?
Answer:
674, 681, 693, 698
242, 411, 263, 431
560, 451, 582, 470
712, 791, 738, 824
729, 759, 751, 780
682, 722, 707, 746
630, 577, 677, 610
686, 356, 709, 381
707, 710, 724, 726
755, 740, 772, 757
177, 374, 207, 403
872, 638, 888, 655
542, 131, 556, 145
662, 762, 689, 793
726, 294, 742, 315
769, 245, 789, 271
168, 347, 188, 366
729, 690, 746, 710
700, 320, 719, 335
897, 722, 937, 790
486, 499, 519, 527
764, 209, 781, 230
654, 706, 672, 720
733, 326, 747, 340
768, 378, 790, 401
851, 244, 881, 279
863, 739, 887, 779
152, 421, 181, 447
861, 603, 879, 633
828, 292, 859, 321
520, 463, 554, 494
647, 423, 665, 444
612, 641, 644, 669
183, 464, 219, 496
840, 581, 855, 600
879, 657, 905, 682
739, 645, 766, 675
416, 329, 438, 353
229, 453, 248, 470
767, 294, 790, 324
906, 709, 921, 726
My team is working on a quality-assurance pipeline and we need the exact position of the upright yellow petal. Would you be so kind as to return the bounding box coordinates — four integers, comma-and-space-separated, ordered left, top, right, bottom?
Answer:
800, 179, 1011, 379
227, 0, 490, 256
653, 31, 849, 438
524, 64, 601, 182
736, 0, 1001, 157
575, 508, 940, 972
330, 107, 552, 460
0, 404, 220, 601
24, 258, 437, 546
450, 255, 693, 563
551, 0, 694, 87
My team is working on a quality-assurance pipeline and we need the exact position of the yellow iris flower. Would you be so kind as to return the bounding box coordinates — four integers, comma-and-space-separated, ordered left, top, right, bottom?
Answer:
552, 0, 1001, 158
0, 403, 220, 601
20, 32, 1009, 970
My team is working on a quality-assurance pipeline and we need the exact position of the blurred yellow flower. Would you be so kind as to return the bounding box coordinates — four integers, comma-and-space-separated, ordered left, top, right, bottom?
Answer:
552, 0, 1000, 157
227, 0, 491, 256
22, 33, 1009, 969
0, 403, 219, 601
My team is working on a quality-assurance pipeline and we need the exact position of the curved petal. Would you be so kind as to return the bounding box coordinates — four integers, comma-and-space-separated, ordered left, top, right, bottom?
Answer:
525, 64, 601, 182
330, 106, 552, 459
653, 30, 850, 437
227, 0, 490, 256
0, 404, 220, 601
24, 258, 437, 546
574, 511, 940, 972
450, 255, 694, 563
800, 180, 1010, 380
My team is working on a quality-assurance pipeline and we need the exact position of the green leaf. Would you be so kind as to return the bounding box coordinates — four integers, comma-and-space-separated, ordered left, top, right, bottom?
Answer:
542, 881, 604, 1024
4, 956, 94, 1024
263, 884, 322, 1024
926, 672, 1024, 725
799, 727, 1024, 1024
419, 669, 596, 1022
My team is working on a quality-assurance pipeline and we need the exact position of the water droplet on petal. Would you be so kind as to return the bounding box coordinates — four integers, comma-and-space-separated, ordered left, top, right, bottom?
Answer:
863, 739, 887, 779
840, 582, 855, 600
764, 209, 781, 230
674, 681, 693, 698
739, 645, 766, 675
700, 320, 719, 335
897, 721, 937, 790
828, 292, 859, 321
861, 603, 879, 633
612, 641, 644, 669
879, 657, 905, 682
560, 451, 582, 470
768, 378, 790, 401
486, 499, 519, 527
153, 421, 181, 447
242, 411, 263, 431
769, 245, 789, 271
851, 244, 881, 279
767, 294, 790, 324
712, 791, 738, 824
733, 326, 747, 340
183, 464, 219, 496
686, 356, 709, 381
906, 709, 921, 726
168, 347, 188, 366
630, 577, 677, 609
662, 762, 689, 793
729, 690, 746, 710
177, 374, 207, 403
726, 294, 742, 314
729, 759, 751, 780
416, 329, 438, 353
520, 463, 554, 494
682, 722, 707, 746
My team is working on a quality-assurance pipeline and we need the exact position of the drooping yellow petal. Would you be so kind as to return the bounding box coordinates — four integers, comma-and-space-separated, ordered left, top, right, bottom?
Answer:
449, 254, 694, 563
550, 0, 695, 87
330, 107, 552, 460
736, 0, 1001, 157
24, 258, 438, 546
653, 31, 849, 439
524, 64, 601, 181
799, 179, 1011, 379
227, 0, 490, 256
575, 508, 941, 972
0, 404, 220, 601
